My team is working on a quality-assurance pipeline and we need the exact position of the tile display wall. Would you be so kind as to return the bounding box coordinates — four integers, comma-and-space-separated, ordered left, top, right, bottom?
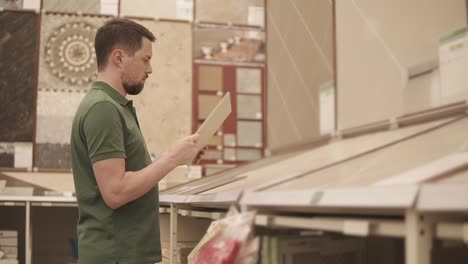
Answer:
129, 20, 192, 158
0, 11, 38, 169
35, 13, 106, 169
194, 64, 266, 174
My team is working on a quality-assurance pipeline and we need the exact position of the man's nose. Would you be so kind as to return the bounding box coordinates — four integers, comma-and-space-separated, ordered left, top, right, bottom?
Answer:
147, 64, 152, 74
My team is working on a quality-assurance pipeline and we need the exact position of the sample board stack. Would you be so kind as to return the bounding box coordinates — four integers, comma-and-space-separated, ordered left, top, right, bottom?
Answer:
0, 230, 18, 264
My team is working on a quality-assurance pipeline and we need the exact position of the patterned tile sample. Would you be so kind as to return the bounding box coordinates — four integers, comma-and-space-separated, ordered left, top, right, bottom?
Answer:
43, 0, 100, 13
36, 14, 105, 168
0, 12, 38, 142
35, 143, 71, 169
129, 20, 192, 157
39, 13, 106, 92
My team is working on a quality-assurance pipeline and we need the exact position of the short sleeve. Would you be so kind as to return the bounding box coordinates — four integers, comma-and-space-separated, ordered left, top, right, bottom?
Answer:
83, 101, 127, 163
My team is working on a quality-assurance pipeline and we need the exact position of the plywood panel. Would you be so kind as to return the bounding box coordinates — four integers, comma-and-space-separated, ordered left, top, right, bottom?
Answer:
0, 12, 38, 142
269, 117, 468, 191
203, 117, 455, 194
129, 20, 192, 158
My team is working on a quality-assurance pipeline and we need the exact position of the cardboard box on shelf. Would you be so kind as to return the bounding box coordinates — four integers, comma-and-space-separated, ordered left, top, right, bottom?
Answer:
439, 27, 468, 104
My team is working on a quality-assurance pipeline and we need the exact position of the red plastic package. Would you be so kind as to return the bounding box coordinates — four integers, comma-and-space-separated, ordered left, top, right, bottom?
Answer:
193, 238, 241, 264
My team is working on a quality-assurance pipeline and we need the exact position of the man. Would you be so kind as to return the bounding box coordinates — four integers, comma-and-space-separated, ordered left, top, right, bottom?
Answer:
71, 18, 201, 264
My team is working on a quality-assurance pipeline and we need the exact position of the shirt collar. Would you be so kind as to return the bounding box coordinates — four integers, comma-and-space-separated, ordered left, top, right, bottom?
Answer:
92, 81, 131, 106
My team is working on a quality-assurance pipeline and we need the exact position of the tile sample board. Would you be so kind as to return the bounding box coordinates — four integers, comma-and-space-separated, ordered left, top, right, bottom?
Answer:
35, 13, 105, 168
0, 12, 38, 142
129, 20, 192, 158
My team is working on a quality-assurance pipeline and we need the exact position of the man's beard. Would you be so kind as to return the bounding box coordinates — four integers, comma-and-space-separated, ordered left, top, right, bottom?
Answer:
123, 81, 144, 95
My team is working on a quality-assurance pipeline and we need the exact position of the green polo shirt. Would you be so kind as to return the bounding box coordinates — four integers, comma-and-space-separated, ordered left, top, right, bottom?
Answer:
70, 81, 161, 264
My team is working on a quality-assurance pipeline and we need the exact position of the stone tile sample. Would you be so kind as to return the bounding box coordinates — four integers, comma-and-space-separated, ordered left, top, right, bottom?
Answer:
43, 0, 100, 13
237, 94, 262, 119
236, 68, 262, 94
35, 143, 71, 169
129, 20, 192, 157
0, 12, 38, 142
237, 121, 262, 147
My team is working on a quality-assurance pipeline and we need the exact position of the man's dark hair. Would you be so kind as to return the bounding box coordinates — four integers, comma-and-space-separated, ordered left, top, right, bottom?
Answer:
95, 18, 156, 71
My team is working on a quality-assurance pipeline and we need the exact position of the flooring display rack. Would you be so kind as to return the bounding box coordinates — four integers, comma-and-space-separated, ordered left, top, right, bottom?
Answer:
159, 102, 468, 264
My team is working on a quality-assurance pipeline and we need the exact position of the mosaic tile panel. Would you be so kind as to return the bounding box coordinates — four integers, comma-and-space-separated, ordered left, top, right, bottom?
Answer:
43, 0, 100, 13
38, 13, 106, 93
0, 12, 38, 142
129, 20, 192, 157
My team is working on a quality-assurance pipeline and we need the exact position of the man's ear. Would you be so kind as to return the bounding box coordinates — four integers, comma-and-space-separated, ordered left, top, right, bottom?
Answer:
110, 49, 124, 67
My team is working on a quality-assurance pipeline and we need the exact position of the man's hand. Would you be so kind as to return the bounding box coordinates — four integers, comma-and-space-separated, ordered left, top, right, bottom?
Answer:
193, 146, 208, 164
164, 134, 200, 166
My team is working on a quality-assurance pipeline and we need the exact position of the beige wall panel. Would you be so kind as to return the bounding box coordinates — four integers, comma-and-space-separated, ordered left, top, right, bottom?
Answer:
267, 0, 334, 151
195, 0, 264, 24
337, 0, 466, 129
355, 0, 466, 68
267, 78, 302, 148
336, 0, 404, 129
294, 0, 334, 67
129, 21, 192, 157
120, 0, 177, 19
